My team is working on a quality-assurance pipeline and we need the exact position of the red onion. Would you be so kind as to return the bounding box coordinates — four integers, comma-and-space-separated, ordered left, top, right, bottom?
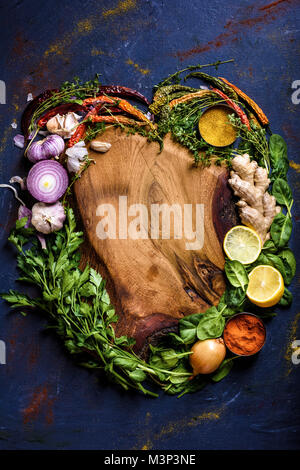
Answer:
26, 160, 69, 203
27, 134, 65, 163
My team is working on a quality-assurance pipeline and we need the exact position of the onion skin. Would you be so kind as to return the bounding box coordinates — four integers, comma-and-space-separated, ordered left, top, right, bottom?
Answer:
27, 160, 69, 203
27, 135, 65, 163
18, 205, 32, 228
189, 338, 226, 375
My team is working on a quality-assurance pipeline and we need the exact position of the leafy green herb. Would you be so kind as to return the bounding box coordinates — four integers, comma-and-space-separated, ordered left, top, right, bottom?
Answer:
225, 260, 249, 291
269, 134, 289, 182
211, 357, 236, 382
278, 287, 293, 307
196, 307, 225, 340
270, 212, 292, 249
272, 178, 293, 217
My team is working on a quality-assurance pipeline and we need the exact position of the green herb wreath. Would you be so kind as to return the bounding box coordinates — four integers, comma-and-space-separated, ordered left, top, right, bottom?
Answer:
1, 60, 295, 397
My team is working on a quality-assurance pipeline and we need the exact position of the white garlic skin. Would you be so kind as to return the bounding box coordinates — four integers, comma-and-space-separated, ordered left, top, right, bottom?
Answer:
31, 201, 66, 234
90, 141, 111, 153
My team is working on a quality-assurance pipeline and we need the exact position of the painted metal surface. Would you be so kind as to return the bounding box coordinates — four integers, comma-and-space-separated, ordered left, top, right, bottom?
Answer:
0, 0, 299, 450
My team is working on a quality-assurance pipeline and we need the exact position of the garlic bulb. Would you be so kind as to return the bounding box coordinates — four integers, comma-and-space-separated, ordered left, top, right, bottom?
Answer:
27, 135, 65, 163
65, 141, 89, 174
31, 201, 66, 234
47, 112, 80, 138
90, 140, 111, 153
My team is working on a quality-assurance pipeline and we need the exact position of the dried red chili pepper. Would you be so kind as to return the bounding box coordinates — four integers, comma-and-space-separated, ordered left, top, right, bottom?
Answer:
21, 89, 59, 139
37, 103, 88, 128
67, 106, 100, 147
91, 115, 147, 126
98, 85, 150, 106
211, 88, 251, 130
83, 95, 154, 128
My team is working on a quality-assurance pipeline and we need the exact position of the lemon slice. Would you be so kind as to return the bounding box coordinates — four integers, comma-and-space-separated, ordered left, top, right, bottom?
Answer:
223, 226, 262, 264
246, 265, 284, 307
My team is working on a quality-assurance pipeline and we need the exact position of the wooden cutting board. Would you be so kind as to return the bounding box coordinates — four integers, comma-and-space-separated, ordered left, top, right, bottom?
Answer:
74, 128, 238, 356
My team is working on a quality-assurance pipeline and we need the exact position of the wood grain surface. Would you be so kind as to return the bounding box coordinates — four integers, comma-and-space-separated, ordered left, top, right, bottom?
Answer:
75, 128, 238, 356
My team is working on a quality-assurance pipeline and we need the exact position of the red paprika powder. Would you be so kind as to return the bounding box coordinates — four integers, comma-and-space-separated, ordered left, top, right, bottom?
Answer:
223, 313, 266, 356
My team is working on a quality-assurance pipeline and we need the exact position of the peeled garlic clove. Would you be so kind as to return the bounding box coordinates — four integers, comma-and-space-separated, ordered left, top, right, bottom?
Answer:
90, 141, 111, 153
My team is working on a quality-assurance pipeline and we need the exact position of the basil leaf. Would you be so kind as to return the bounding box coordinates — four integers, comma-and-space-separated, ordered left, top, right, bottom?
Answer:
272, 178, 293, 208
196, 307, 225, 340
270, 212, 292, 249
225, 260, 249, 291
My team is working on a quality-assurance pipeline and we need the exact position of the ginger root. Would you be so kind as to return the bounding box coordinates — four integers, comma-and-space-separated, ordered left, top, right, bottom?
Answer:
228, 154, 280, 243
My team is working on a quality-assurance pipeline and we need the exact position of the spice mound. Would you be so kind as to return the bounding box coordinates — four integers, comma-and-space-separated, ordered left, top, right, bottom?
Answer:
198, 105, 237, 147
223, 313, 266, 356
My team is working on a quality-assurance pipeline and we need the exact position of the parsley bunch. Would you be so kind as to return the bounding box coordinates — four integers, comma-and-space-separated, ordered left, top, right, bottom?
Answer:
1, 209, 208, 397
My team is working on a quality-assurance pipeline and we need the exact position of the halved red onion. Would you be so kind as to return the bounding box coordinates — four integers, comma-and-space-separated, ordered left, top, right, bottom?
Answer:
26, 160, 69, 203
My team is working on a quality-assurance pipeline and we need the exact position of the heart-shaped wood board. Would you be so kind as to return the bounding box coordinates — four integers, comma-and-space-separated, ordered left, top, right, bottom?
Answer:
74, 128, 238, 357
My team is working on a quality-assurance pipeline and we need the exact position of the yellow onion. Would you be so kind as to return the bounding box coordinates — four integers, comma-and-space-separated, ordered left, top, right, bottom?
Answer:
189, 338, 226, 375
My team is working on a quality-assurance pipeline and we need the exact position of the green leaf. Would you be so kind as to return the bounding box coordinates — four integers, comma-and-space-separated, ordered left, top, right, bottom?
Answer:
196, 307, 225, 340
262, 239, 277, 254
127, 369, 147, 383
269, 134, 289, 181
278, 287, 293, 307
278, 249, 296, 285
225, 286, 246, 308
179, 313, 202, 344
211, 358, 235, 382
272, 178, 293, 209
256, 252, 288, 284
225, 260, 249, 291
113, 356, 138, 371
270, 212, 292, 249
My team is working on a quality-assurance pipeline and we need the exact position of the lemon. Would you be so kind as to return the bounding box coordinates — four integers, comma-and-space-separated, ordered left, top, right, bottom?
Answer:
246, 265, 284, 307
223, 226, 262, 264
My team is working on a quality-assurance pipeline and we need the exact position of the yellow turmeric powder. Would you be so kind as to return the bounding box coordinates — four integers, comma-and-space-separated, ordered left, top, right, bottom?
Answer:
199, 105, 237, 147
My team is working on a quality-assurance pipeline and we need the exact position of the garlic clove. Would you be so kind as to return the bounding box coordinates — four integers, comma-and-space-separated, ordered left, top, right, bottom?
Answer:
90, 141, 111, 153
47, 116, 60, 134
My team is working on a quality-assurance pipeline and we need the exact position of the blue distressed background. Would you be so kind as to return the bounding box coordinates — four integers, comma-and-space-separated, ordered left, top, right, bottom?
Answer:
0, 0, 299, 450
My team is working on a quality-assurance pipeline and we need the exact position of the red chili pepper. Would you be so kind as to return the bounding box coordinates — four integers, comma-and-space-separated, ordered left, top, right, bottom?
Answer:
67, 106, 100, 147
21, 89, 59, 139
37, 103, 87, 128
211, 88, 251, 130
98, 85, 150, 106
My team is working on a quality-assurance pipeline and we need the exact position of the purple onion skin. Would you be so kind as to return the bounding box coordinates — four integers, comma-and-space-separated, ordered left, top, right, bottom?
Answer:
18, 205, 32, 228
27, 135, 65, 163
27, 160, 69, 203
